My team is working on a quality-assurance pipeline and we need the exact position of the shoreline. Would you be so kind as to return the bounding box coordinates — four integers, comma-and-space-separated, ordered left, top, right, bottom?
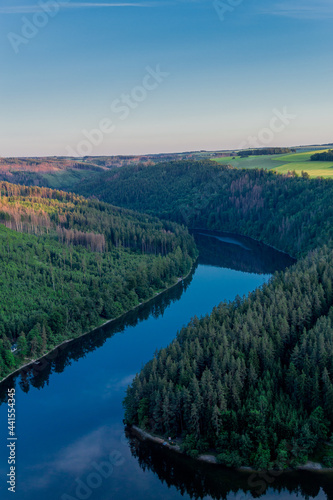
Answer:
0, 230, 292, 385
0, 263, 195, 386
129, 425, 333, 474
190, 228, 297, 261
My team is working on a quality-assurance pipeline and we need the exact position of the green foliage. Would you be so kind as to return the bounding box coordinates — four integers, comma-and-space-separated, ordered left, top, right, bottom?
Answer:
124, 246, 333, 466
252, 443, 271, 470
73, 160, 333, 257
217, 451, 243, 468
0, 183, 197, 379
118, 162, 333, 468
2, 162, 333, 470
322, 452, 333, 468
138, 398, 149, 429
311, 150, 333, 161
237, 148, 294, 158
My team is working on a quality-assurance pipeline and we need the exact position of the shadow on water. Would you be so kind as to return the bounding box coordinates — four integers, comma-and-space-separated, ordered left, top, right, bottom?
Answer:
127, 434, 333, 500
193, 230, 295, 274
0, 232, 320, 500
0, 232, 295, 402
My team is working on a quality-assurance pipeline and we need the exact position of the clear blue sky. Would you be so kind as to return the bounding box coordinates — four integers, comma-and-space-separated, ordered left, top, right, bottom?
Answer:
0, 0, 332, 156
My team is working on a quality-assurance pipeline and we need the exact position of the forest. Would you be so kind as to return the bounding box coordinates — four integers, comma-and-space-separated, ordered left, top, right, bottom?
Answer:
81, 159, 333, 468
1, 159, 333, 469
237, 148, 295, 157
311, 150, 333, 161
73, 160, 333, 256
124, 246, 333, 468
0, 182, 197, 379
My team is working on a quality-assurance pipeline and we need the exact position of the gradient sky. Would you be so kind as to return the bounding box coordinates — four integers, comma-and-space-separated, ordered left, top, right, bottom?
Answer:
0, 0, 332, 156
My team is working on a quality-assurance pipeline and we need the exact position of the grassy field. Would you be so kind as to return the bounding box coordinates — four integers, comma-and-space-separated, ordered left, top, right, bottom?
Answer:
213, 155, 287, 170
274, 149, 329, 162
213, 149, 333, 179
272, 149, 333, 178
274, 161, 333, 178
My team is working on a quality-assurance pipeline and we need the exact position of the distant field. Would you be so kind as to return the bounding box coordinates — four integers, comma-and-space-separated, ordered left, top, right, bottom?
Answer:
213, 155, 287, 170
275, 149, 329, 162
274, 161, 333, 178
272, 149, 333, 178
213, 149, 333, 179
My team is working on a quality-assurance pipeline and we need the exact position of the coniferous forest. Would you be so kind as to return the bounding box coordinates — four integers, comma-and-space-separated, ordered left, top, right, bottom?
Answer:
74, 160, 333, 256
1, 160, 333, 469
74, 160, 333, 469
0, 182, 197, 379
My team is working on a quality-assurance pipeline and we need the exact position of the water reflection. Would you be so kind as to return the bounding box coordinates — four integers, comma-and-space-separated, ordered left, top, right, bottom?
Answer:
0, 233, 295, 404
0, 268, 195, 404
127, 433, 333, 500
193, 230, 295, 274
0, 233, 317, 500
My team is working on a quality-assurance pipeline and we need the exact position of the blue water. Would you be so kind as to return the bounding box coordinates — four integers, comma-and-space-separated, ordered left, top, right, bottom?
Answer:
0, 233, 330, 500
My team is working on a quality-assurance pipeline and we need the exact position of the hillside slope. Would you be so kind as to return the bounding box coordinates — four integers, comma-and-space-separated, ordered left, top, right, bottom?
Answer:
72, 160, 333, 257
101, 161, 333, 468
0, 182, 197, 380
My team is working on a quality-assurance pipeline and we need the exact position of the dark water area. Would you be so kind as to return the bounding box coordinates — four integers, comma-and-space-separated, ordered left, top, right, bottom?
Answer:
1, 233, 330, 500
192, 231, 295, 274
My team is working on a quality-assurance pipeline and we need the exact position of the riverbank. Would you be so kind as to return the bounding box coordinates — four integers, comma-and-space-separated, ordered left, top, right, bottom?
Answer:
129, 425, 333, 473
0, 264, 195, 385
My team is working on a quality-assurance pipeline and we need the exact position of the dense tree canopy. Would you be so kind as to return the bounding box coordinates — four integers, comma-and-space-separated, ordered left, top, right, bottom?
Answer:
0, 183, 197, 379
124, 247, 333, 468
74, 160, 333, 257
100, 160, 333, 468
311, 150, 333, 161
237, 148, 295, 157
1, 160, 333, 469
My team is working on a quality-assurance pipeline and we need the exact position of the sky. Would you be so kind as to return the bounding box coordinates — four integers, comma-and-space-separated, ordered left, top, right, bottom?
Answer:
0, 0, 332, 156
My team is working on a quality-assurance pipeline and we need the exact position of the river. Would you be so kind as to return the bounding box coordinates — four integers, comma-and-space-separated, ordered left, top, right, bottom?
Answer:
0, 232, 332, 500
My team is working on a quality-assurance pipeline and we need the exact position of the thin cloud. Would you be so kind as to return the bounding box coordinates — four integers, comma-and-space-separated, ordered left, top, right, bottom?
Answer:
262, 1, 333, 20
0, 2, 158, 14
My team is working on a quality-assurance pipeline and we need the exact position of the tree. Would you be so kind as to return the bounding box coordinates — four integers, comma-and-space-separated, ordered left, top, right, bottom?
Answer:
17, 332, 28, 357
252, 443, 271, 470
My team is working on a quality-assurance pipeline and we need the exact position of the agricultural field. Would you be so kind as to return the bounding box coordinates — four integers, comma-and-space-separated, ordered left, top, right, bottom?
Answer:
273, 161, 333, 178
213, 148, 333, 178
272, 149, 333, 178
275, 149, 329, 162
212, 154, 288, 170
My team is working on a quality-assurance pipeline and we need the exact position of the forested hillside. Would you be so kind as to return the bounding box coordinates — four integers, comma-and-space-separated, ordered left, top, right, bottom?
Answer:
2, 160, 333, 469
0, 182, 197, 380
74, 160, 333, 257
109, 161, 333, 468
125, 247, 333, 468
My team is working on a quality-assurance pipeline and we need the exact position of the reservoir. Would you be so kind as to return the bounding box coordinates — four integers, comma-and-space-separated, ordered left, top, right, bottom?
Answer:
1, 232, 331, 500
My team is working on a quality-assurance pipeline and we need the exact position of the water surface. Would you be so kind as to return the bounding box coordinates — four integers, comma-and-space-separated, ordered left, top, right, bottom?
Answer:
1, 233, 330, 500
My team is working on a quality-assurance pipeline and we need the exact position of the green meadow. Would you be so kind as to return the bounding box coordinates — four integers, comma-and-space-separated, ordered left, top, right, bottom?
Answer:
274, 161, 333, 178
212, 154, 287, 170
275, 149, 329, 162
213, 149, 333, 178
272, 149, 333, 178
